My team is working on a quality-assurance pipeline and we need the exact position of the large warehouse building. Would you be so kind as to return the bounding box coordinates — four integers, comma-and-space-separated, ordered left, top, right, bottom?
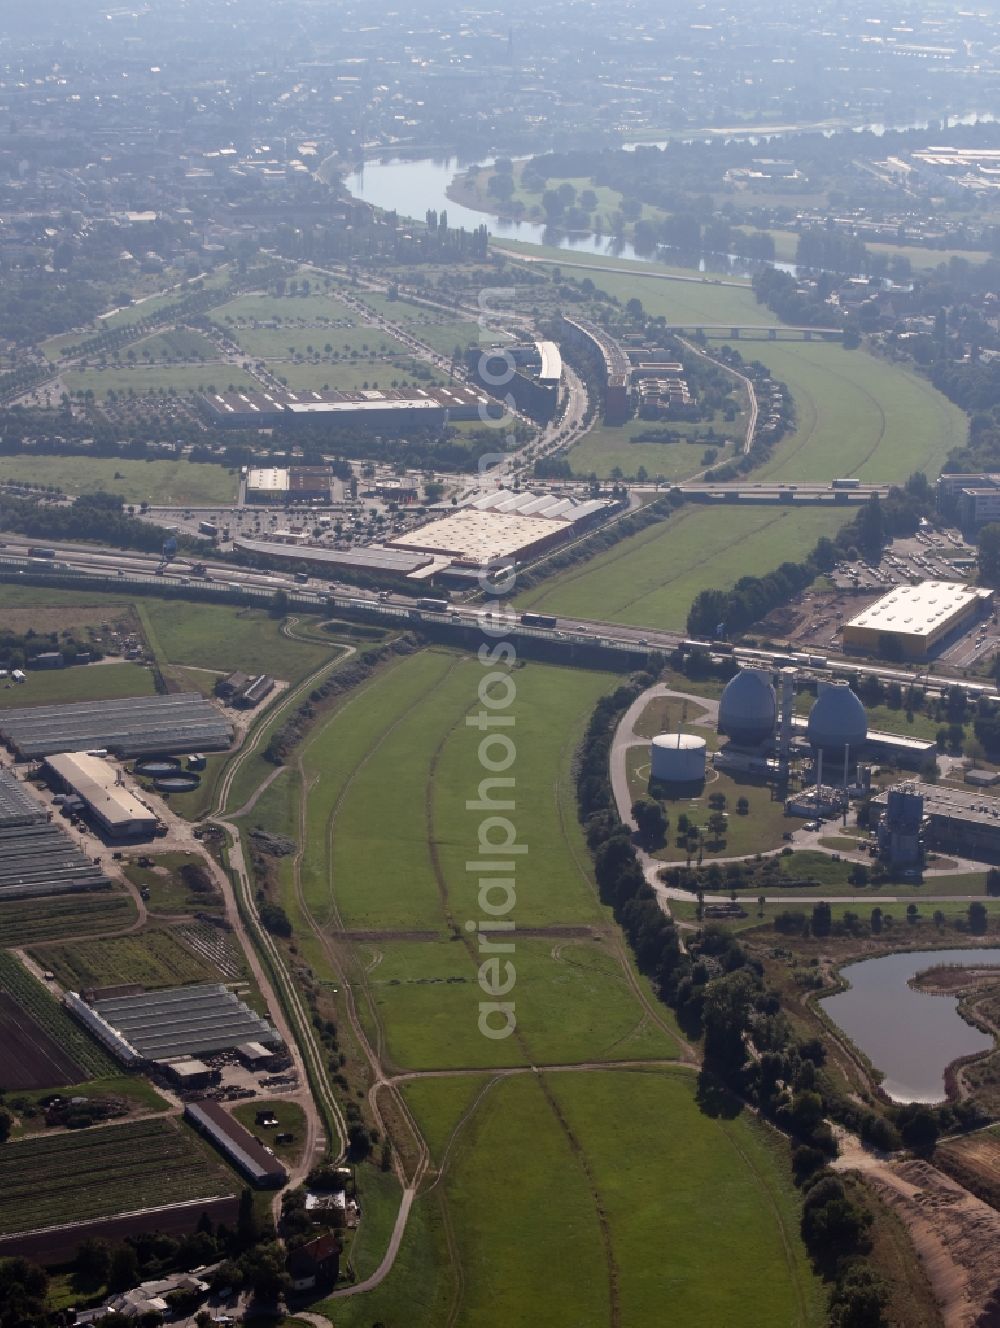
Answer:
0, 693, 234, 759
244, 466, 332, 504
842, 581, 993, 660
43, 752, 158, 838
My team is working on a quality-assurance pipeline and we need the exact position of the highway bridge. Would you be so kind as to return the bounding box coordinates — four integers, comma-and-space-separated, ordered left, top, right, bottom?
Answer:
662, 324, 844, 341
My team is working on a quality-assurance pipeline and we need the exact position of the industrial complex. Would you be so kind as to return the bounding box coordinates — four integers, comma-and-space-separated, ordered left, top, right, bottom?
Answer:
43, 751, 158, 839
200, 383, 490, 429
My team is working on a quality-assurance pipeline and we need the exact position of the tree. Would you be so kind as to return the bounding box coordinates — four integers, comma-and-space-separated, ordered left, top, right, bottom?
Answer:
978, 522, 1000, 585
811, 901, 832, 938
828, 1264, 890, 1328
987, 868, 1000, 898
75, 1237, 111, 1284
969, 900, 988, 935
631, 798, 667, 848
0, 1107, 11, 1143
898, 1106, 938, 1153
108, 1244, 139, 1291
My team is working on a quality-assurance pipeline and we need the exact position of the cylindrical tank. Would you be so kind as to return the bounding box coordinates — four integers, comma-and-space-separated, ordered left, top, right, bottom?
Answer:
650, 733, 707, 783
807, 680, 867, 751
718, 669, 777, 747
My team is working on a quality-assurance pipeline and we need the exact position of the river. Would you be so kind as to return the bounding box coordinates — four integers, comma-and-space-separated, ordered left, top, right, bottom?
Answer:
821, 947, 1000, 1103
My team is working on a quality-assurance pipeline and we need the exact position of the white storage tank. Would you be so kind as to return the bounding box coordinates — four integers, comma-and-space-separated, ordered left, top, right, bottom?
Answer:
650, 733, 707, 783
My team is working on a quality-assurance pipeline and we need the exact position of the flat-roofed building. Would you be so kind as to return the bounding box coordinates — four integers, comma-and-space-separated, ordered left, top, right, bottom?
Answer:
44, 751, 158, 838
185, 1099, 287, 1188
842, 581, 993, 660
873, 780, 1000, 860
245, 467, 290, 503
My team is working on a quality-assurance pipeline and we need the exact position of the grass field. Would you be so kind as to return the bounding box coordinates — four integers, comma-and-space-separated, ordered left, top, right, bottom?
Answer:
732, 342, 966, 482
0, 454, 238, 505
515, 505, 850, 630
567, 415, 740, 480
32, 929, 219, 992
275, 356, 445, 393
332, 1069, 823, 1328
0, 662, 154, 711
137, 601, 333, 682
124, 851, 224, 914
0, 1117, 235, 1235
0, 891, 137, 946
63, 364, 258, 402
231, 1099, 307, 1167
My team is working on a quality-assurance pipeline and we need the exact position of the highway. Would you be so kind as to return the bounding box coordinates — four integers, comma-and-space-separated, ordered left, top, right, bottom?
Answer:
4, 537, 998, 708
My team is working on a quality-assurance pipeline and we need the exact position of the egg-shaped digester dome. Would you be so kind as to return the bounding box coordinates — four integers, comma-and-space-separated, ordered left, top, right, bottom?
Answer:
718, 669, 777, 746
807, 681, 867, 751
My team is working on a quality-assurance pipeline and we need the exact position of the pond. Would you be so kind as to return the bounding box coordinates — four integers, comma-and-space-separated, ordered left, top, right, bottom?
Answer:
821, 947, 1000, 1103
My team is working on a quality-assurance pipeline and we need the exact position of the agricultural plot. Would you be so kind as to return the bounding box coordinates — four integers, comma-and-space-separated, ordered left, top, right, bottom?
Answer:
515, 505, 850, 630
567, 415, 740, 481
0, 891, 136, 947
0, 952, 116, 1079
0, 454, 238, 505
31, 929, 221, 992
137, 601, 333, 682
0, 993, 84, 1090
0, 1117, 235, 1235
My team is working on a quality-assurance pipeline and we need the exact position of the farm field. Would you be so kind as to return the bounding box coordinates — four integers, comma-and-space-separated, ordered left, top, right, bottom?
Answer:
0, 454, 238, 505
0, 1117, 235, 1235
0, 992, 85, 1090
31, 928, 221, 992
63, 363, 258, 401
0, 662, 155, 711
0, 891, 137, 946
515, 505, 850, 630
0, 951, 116, 1080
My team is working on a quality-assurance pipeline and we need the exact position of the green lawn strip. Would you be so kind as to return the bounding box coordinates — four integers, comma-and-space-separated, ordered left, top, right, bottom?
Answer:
0, 454, 238, 505
29, 928, 219, 991
633, 694, 709, 739
547, 1068, 825, 1328
403, 1072, 608, 1327
367, 936, 677, 1072
211, 291, 353, 325
515, 506, 849, 631
230, 1098, 307, 1167
276, 356, 445, 392
228, 326, 404, 358
0, 891, 137, 946
0, 662, 155, 710
0, 1117, 235, 1234
430, 659, 615, 928
297, 649, 457, 927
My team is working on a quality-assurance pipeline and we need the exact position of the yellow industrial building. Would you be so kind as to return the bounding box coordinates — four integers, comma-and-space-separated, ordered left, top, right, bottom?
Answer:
842, 580, 993, 660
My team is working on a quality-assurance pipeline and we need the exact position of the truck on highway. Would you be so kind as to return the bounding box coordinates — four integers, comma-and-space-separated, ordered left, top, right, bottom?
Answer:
26, 547, 55, 559
520, 612, 558, 628
198, 521, 217, 537
417, 598, 450, 613
832, 478, 861, 489
294, 572, 309, 584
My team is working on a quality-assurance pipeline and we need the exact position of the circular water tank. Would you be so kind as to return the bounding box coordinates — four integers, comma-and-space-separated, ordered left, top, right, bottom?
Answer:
718, 669, 777, 746
153, 772, 201, 793
650, 733, 707, 783
808, 681, 867, 751
134, 757, 181, 777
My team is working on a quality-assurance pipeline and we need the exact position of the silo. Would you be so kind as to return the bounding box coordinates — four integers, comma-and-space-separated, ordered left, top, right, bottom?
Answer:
807, 680, 868, 753
718, 669, 777, 747
650, 733, 708, 783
